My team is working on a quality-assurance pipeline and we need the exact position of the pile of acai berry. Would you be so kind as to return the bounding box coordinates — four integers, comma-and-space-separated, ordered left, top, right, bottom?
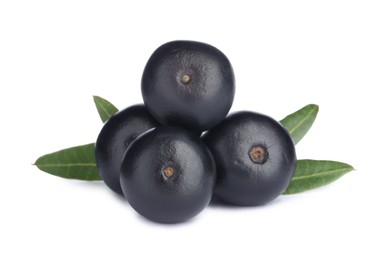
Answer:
35, 40, 352, 224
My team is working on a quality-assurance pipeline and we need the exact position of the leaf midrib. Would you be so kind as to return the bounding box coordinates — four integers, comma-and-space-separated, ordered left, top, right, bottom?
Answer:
288, 106, 317, 136
97, 100, 112, 119
292, 167, 352, 181
36, 163, 97, 167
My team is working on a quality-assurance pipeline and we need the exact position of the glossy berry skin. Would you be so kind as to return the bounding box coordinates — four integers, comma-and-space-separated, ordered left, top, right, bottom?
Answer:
202, 111, 297, 206
120, 126, 216, 223
141, 40, 235, 133
95, 104, 159, 195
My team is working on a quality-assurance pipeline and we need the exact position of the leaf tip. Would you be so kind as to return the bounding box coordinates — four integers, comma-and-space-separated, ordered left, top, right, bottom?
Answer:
308, 104, 319, 112
341, 162, 354, 172
33, 157, 40, 166
92, 95, 99, 102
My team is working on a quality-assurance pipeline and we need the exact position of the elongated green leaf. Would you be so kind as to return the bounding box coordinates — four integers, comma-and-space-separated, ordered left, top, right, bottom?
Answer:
93, 96, 118, 123
283, 160, 354, 195
34, 143, 101, 181
280, 104, 319, 144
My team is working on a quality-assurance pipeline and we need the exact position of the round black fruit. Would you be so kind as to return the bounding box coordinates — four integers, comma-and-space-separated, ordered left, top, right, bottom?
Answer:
120, 126, 216, 223
141, 40, 235, 133
202, 111, 297, 206
95, 104, 159, 195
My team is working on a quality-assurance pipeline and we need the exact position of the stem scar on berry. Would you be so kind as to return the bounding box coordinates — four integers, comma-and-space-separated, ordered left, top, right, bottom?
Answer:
249, 145, 268, 164
181, 74, 191, 84
163, 166, 175, 178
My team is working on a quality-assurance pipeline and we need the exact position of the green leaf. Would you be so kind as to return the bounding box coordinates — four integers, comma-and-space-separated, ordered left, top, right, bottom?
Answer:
283, 160, 354, 195
280, 104, 319, 144
93, 96, 119, 123
34, 143, 101, 181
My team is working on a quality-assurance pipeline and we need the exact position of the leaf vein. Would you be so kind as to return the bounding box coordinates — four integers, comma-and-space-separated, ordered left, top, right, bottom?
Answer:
98, 101, 111, 118
288, 106, 317, 136
292, 167, 352, 181
37, 163, 97, 167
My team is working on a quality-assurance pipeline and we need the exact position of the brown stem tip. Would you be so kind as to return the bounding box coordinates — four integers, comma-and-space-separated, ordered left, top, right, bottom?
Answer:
249, 146, 268, 164
180, 74, 191, 84
163, 166, 174, 178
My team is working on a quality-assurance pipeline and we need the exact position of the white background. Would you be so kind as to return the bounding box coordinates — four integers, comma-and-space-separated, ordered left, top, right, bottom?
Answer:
1, 1, 390, 259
